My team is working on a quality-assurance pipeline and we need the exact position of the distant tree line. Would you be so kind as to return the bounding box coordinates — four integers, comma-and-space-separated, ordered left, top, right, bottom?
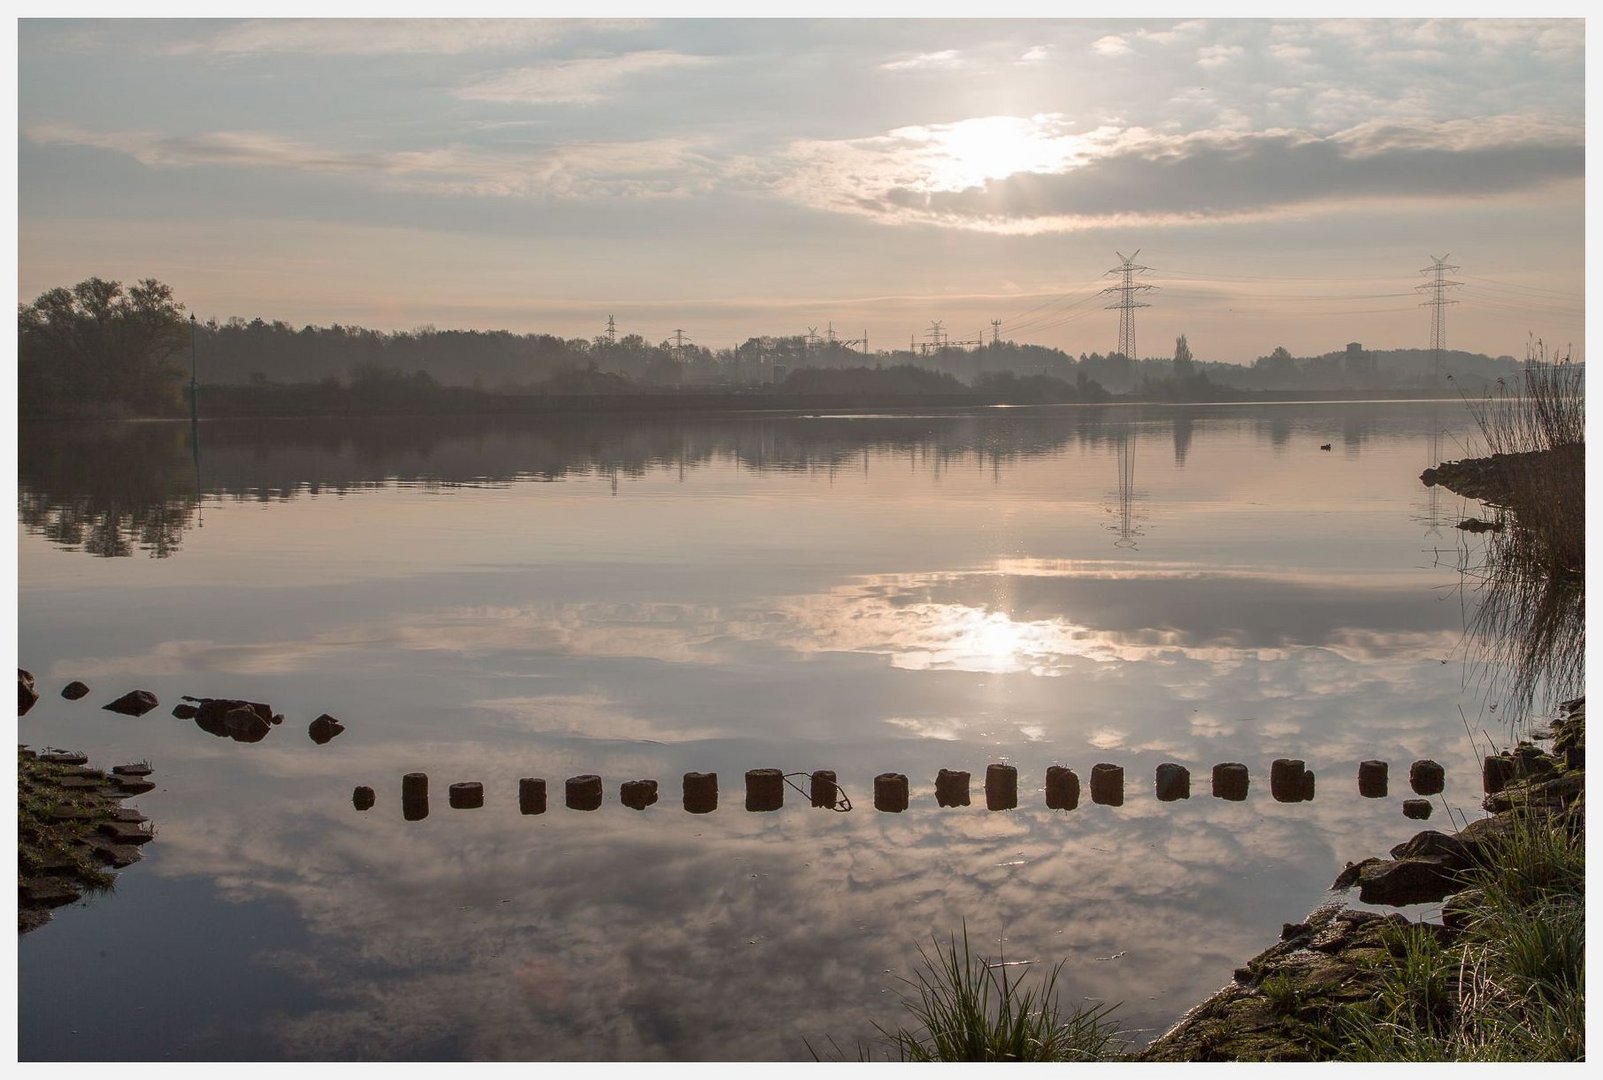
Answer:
17, 276, 1533, 418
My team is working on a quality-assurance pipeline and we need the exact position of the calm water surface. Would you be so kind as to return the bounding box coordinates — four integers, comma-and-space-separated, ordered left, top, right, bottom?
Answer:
17, 402, 1500, 1060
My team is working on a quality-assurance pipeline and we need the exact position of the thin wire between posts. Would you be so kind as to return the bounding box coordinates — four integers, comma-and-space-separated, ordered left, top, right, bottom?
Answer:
783, 771, 852, 812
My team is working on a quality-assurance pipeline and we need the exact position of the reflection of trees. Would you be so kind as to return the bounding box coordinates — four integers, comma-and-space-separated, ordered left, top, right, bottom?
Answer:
17, 422, 199, 557
19, 403, 1450, 559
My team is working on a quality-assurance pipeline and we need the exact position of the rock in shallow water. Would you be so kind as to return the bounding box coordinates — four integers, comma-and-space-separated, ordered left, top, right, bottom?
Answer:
19, 670, 39, 716
102, 690, 159, 717
61, 680, 90, 701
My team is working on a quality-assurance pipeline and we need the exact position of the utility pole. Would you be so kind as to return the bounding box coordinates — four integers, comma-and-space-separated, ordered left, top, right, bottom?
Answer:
1417, 255, 1461, 389
188, 313, 198, 425
606, 315, 616, 347
991, 319, 1001, 347
1102, 249, 1157, 364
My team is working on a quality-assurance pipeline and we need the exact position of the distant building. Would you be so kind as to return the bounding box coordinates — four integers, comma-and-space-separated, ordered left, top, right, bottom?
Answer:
1344, 341, 1376, 380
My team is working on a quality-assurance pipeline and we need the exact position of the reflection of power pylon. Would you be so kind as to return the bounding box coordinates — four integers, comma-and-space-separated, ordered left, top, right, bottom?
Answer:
1413, 404, 1450, 538
1105, 428, 1146, 548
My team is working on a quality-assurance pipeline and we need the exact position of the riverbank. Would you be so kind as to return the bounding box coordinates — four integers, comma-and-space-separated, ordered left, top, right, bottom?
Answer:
18, 746, 157, 933
1138, 697, 1584, 1060
1138, 438, 1584, 1061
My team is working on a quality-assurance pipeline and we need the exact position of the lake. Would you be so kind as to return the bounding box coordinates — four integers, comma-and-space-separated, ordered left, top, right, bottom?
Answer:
16, 401, 1501, 1060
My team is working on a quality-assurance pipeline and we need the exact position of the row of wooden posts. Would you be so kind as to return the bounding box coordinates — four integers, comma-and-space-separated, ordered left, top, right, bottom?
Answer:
352, 758, 1467, 819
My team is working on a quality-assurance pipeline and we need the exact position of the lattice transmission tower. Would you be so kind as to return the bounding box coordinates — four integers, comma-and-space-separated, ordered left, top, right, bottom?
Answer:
1417, 255, 1461, 388
1102, 250, 1157, 361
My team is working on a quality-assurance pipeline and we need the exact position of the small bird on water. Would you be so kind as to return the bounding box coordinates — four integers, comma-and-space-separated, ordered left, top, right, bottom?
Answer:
1319, 443, 1332, 451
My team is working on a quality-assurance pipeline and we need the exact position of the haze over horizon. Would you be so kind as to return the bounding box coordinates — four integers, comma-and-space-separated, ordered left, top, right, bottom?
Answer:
16, 16, 1586, 364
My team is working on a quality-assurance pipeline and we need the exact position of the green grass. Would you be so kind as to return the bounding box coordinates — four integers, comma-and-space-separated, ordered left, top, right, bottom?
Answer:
816, 925, 1126, 1061
1329, 811, 1583, 1061
17, 752, 117, 892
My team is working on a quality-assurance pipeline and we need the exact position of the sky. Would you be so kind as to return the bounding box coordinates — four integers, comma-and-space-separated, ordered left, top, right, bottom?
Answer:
13, 13, 1589, 364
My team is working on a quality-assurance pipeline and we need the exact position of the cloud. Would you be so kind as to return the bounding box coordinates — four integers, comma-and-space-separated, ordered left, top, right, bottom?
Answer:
1016, 46, 1050, 64
167, 18, 569, 56
1196, 44, 1244, 68
775, 114, 1583, 234
880, 49, 965, 72
456, 50, 715, 105
24, 124, 717, 200
1091, 36, 1130, 56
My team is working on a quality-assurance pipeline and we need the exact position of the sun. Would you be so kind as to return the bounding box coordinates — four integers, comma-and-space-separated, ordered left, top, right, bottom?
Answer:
909, 114, 1084, 192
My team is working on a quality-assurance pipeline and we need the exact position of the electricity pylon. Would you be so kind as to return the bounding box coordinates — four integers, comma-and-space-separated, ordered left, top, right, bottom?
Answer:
1102, 250, 1157, 361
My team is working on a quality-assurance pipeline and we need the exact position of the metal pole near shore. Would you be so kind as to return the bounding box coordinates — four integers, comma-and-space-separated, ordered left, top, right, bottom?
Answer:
189, 313, 199, 424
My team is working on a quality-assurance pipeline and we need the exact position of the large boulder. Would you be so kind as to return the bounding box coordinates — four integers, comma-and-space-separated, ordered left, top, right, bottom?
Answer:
1356, 858, 1464, 906
1389, 830, 1473, 871
19, 670, 39, 716
61, 680, 90, 701
102, 690, 159, 717
187, 697, 277, 741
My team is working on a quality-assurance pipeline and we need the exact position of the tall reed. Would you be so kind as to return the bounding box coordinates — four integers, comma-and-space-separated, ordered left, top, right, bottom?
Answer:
1453, 341, 1584, 719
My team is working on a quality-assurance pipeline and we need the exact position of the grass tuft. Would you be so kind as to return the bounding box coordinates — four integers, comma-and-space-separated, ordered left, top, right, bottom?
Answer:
821, 924, 1127, 1061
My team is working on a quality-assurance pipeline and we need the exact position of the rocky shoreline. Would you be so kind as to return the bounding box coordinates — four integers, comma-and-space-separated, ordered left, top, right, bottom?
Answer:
18, 746, 158, 933
1139, 697, 1585, 1061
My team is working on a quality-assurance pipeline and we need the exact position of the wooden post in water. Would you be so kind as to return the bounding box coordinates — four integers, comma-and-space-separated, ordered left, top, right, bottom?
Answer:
935, 768, 971, 807
874, 773, 909, 812
1090, 763, 1124, 806
683, 772, 718, 814
985, 764, 1018, 810
746, 768, 783, 812
1270, 759, 1306, 803
566, 774, 603, 811
1045, 766, 1079, 810
519, 778, 547, 815
1155, 763, 1190, 802
1410, 759, 1445, 796
810, 770, 838, 808
1358, 760, 1388, 798
1212, 763, 1249, 801
449, 782, 484, 809
402, 772, 429, 820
